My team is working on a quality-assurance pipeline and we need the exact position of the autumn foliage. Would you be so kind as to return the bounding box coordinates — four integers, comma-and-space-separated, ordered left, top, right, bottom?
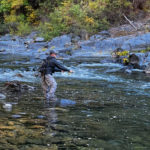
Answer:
0, 0, 149, 40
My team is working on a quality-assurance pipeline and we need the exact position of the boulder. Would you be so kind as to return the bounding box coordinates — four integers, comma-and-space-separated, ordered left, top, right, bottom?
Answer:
98, 30, 111, 37
14, 73, 24, 78
3, 103, 12, 112
0, 93, 6, 100
71, 35, 80, 43
0, 49, 6, 52
145, 63, 150, 73
128, 54, 140, 69
34, 37, 45, 42
48, 34, 72, 50
121, 33, 150, 50
4, 81, 35, 92
90, 35, 105, 41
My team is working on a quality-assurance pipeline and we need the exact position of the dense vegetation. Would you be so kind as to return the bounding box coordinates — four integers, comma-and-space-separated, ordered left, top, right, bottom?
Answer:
0, 0, 150, 40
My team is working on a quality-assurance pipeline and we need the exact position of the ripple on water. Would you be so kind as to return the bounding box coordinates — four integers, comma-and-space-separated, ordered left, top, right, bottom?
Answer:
0, 70, 37, 82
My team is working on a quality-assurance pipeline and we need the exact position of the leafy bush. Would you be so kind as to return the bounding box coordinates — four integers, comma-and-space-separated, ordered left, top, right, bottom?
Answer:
37, 9, 69, 41
0, 23, 9, 35
10, 22, 32, 36
0, 0, 150, 39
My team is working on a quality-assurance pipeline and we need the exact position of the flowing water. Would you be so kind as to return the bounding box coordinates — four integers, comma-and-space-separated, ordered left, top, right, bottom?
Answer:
0, 53, 150, 150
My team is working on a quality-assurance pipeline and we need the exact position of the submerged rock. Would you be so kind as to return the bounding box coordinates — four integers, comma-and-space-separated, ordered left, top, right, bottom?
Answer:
99, 30, 111, 37
11, 114, 22, 119
14, 73, 24, 78
4, 81, 35, 92
60, 99, 76, 107
37, 115, 45, 119
0, 93, 6, 100
2, 103, 13, 112
0, 49, 6, 52
29, 125, 45, 129
0, 125, 15, 130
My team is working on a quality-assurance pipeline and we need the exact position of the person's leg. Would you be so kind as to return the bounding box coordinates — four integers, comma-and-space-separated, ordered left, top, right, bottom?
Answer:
45, 74, 57, 98
41, 75, 47, 98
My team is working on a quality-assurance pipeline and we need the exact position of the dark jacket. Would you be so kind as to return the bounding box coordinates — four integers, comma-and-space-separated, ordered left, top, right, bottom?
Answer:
45, 56, 70, 75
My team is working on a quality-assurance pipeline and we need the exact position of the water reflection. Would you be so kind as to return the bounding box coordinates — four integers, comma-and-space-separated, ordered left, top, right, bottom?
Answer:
44, 97, 58, 125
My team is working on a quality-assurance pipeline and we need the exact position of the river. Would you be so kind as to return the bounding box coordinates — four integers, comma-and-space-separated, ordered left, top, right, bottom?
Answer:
0, 53, 150, 150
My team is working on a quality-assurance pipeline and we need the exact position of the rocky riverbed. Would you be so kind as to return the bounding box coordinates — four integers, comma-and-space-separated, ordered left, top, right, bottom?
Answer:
0, 24, 150, 149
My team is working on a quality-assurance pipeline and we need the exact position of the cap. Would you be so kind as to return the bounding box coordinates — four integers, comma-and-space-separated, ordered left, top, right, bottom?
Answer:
50, 50, 57, 55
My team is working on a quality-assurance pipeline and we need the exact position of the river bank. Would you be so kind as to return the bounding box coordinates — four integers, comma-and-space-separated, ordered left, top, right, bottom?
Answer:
1, 17, 150, 67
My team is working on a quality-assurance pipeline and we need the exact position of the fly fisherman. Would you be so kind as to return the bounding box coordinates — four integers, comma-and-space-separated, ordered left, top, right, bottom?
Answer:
40, 50, 73, 99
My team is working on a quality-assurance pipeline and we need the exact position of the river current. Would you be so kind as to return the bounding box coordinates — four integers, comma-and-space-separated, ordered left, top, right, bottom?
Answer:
0, 54, 150, 150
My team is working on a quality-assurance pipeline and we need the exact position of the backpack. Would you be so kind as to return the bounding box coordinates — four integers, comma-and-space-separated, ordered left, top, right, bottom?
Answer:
39, 59, 48, 75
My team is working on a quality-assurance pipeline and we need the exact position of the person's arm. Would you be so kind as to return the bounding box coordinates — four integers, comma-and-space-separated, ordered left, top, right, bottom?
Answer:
54, 67, 62, 72
54, 59, 70, 72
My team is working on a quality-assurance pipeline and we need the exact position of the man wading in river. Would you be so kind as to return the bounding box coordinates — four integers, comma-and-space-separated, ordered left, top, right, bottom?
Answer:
40, 50, 73, 99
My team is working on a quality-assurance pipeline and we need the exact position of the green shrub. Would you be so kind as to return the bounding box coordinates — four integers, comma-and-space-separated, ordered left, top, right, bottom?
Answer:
0, 0, 150, 40
37, 9, 69, 41
0, 23, 9, 35
11, 22, 32, 36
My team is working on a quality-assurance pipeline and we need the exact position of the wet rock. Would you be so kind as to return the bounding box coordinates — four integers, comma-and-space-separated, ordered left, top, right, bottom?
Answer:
48, 107, 68, 112
0, 49, 6, 52
125, 69, 132, 74
4, 81, 35, 92
58, 48, 72, 56
0, 144, 17, 150
73, 138, 88, 147
98, 30, 111, 37
128, 54, 140, 69
51, 124, 68, 133
48, 34, 71, 50
25, 145, 58, 150
11, 37, 16, 41
121, 32, 150, 50
32, 97, 44, 100
18, 119, 47, 125
14, 73, 24, 78
11, 114, 22, 119
0, 93, 6, 100
8, 135, 26, 145
24, 39, 33, 45
3, 103, 12, 112
7, 121, 14, 126
0, 34, 12, 41
90, 34, 105, 41
34, 37, 45, 42
29, 125, 45, 129
145, 63, 150, 73
0, 125, 15, 130
37, 115, 45, 119
25, 138, 44, 145
71, 35, 80, 43
60, 99, 76, 107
